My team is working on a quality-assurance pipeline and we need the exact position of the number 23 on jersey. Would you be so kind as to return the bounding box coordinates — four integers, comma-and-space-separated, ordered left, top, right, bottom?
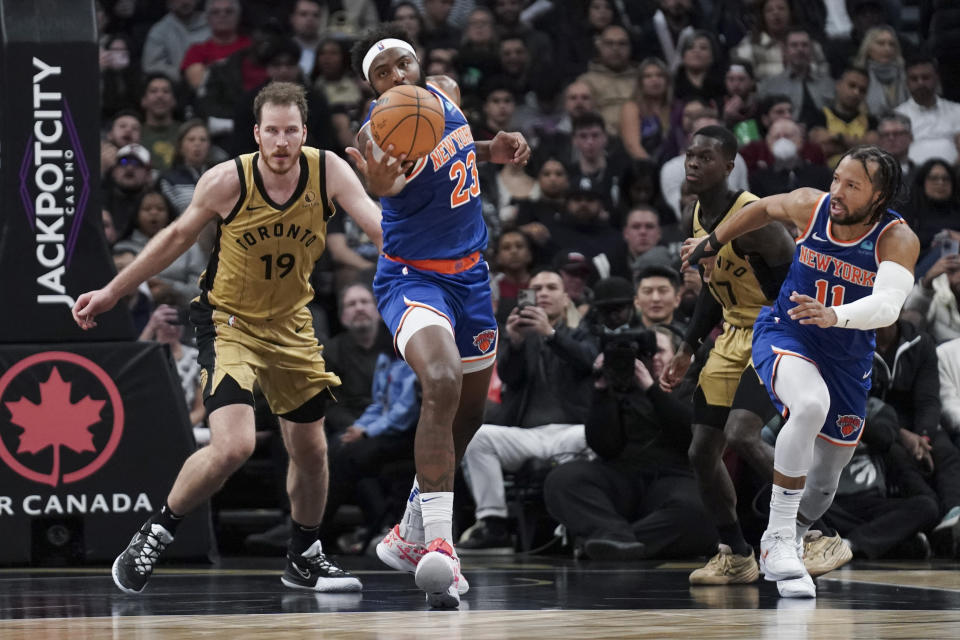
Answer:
449, 150, 480, 208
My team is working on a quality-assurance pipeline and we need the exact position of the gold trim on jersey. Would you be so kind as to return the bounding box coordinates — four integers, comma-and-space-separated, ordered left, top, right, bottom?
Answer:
693, 191, 772, 328
198, 147, 334, 322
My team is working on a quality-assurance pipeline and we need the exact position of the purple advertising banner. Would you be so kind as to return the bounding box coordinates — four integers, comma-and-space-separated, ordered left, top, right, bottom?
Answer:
1, 3, 134, 343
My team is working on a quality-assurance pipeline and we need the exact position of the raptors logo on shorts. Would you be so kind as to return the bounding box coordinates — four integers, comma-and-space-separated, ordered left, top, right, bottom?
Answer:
472, 329, 497, 354
836, 414, 863, 437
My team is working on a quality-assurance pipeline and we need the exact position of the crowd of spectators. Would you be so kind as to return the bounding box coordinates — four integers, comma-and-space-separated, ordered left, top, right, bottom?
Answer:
97, 0, 960, 560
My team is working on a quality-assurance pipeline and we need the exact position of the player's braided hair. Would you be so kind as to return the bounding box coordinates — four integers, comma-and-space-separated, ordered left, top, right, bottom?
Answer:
838, 145, 905, 223
350, 24, 413, 81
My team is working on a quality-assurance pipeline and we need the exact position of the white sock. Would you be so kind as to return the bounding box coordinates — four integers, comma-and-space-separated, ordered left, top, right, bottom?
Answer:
768, 484, 803, 534
399, 478, 425, 543
420, 491, 454, 544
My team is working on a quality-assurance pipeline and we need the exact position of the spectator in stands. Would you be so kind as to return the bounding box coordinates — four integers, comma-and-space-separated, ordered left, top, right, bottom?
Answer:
820, 396, 941, 560
937, 338, 960, 448
514, 157, 569, 247
876, 112, 916, 182
456, 7, 503, 106
855, 25, 909, 117
102, 110, 143, 178
749, 118, 833, 197
323, 353, 420, 549
491, 0, 553, 68
290, 0, 322, 79
895, 55, 960, 167
141, 0, 210, 83
102, 208, 118, 247
723, 60, 760, 143
111, 248, 152, 334
567, 112, 629, 213
180, 0, 250, 91
391, 2, 425, 51
922, 0, 960, 103
458, 268, 598, 553
158, 119, 213, 215
555, 0, 624, 77
904, 160, 960, 253
114, 189, 205, 302
498, 35, 533, 97
738, 95, 826, 172
816, 66, 878, 168
872, 318, 960, 557
545, 325, 717, 560
620, 57, 673, 163
619, 159, 677, 238
593, 206, 674, 283
553, 250, 597, 322
577, 24, 640, 137
100, 34, 140, 120
636, 0, 698, 72
420, 0, 461, 51
544, 187, 622, 261
315, 0, 379, 41
634, 265, 684, 332
732, 0, 828, 82
758, 27, 835, 133
309, 38, 364, 120
490, 229, 535, 327
474, 79, 517, 142
102, 143, 153, 234
530, 80, 594, 169
139, 301, 206, 435
672, 30, 724, 106
139, 74, 181, 171
905, 251, 960, 345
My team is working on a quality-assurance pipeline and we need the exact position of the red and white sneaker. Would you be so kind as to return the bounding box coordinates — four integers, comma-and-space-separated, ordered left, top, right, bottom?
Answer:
376, 525, 469, 594
414, 538, 462, 608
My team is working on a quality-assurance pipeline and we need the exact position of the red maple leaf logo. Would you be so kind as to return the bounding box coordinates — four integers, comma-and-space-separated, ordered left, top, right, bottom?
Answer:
4, 367, 104, 480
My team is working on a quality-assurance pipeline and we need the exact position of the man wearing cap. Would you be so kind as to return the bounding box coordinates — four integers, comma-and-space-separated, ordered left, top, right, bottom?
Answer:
553, 250, 596, 321
103, 143, 154, 235
545, 187, 621, 262
458, 268, 597, 553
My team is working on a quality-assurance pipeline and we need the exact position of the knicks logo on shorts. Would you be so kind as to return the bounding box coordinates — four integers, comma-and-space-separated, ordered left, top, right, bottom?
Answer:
836, 414, 864, 437
472, 329, 497, 354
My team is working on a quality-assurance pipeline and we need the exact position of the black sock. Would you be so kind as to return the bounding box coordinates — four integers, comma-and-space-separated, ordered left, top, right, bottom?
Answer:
155, 502, 183, 536
289, 519, 320, 555
717, 521, 752, 556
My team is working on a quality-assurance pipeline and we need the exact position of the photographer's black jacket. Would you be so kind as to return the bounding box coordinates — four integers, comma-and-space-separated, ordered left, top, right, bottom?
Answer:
495, 324, 599, 427
586, 385, 693, 475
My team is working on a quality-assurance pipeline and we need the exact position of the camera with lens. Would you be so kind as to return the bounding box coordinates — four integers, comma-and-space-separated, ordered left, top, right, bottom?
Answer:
598, 328, 658, 392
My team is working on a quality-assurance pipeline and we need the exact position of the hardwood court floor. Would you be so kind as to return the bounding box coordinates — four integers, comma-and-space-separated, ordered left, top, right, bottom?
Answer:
0, 555, 958, 639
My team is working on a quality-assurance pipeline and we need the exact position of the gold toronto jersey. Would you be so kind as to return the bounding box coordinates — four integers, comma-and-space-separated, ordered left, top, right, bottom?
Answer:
199, 147, 334, 321
692, 191, 773, 328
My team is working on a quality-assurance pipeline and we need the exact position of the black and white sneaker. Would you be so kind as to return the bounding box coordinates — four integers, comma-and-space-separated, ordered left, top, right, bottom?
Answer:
112, 520, 174, 594
281, 540, 362, 592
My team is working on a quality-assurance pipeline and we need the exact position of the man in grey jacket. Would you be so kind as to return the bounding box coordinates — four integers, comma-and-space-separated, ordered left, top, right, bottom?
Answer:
142, 0, 211, 82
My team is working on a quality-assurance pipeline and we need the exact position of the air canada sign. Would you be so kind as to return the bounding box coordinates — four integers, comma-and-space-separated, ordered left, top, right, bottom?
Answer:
0, 352, 152, 517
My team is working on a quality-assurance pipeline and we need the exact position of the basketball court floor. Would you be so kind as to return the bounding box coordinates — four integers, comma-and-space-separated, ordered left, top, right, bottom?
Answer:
1, 555, 958, 639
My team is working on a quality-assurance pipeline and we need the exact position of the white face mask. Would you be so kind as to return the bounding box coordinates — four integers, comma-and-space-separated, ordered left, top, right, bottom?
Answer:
771, 137, 798, 162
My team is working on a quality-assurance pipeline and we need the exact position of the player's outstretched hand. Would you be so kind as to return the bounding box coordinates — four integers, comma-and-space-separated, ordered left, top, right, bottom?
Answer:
490, 131, 530, 166
680, 232, 721, 270
346, 141, 406, 196
72, 288, 119, 330
659, 348, 692, 392
787, 291, 838, 328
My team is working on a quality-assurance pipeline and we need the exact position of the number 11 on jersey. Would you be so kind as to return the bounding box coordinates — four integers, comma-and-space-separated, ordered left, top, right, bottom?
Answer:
814, 279, 845, 306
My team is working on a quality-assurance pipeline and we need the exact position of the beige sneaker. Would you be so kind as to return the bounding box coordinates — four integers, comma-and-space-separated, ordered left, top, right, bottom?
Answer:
689, 544, 760, 585
803, 530, 852, 577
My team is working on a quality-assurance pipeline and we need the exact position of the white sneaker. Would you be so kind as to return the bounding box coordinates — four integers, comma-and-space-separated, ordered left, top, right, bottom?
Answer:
376, 525, 469, 594
760, 527, 805, 582
777, 572, 816, 598
414, 538, 461, 608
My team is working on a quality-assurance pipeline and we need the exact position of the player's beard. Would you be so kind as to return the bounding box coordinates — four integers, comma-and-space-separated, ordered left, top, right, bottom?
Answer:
260, 144, 301, 175
829, 199, 874, 226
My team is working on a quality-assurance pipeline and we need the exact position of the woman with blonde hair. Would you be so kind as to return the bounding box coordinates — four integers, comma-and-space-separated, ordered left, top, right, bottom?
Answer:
854, 25, 909, 116
620, 57, 674, 162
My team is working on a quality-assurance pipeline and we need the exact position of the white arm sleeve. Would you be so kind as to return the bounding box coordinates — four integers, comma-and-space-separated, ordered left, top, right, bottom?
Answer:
832, 261, 915, 330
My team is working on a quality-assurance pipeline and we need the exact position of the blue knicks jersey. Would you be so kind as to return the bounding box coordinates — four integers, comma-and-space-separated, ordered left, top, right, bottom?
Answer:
770, 192, 904, 361
364, 83, 488, 261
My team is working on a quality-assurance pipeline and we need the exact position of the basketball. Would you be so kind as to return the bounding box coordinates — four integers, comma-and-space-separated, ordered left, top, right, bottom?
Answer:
369, 85, 445, 161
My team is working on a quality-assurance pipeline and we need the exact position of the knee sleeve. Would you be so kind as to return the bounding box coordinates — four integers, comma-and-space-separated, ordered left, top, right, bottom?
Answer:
798, 439, 855, 522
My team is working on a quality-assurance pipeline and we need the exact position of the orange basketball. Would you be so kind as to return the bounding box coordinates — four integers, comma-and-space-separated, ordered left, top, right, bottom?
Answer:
369, 85, 445, 161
